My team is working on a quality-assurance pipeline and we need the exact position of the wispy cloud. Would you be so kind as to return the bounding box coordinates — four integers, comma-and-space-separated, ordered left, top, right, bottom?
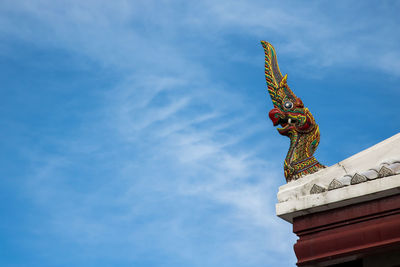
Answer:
3, 0, 400, 78
0, 1, 296, 265
22, 67, 294, 265
198, 0, 400, 76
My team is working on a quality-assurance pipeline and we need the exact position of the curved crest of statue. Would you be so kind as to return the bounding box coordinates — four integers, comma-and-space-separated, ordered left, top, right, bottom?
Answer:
261, 41, 325, 182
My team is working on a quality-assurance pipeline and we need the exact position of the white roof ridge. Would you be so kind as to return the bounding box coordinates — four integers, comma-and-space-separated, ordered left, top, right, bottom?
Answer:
276, 132, 400, 223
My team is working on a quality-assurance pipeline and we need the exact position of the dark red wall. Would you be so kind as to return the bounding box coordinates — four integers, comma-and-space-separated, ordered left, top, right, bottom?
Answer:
293, 194, 400, 266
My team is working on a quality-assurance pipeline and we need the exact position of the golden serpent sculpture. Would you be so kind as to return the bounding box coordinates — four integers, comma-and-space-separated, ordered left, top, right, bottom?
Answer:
261, 41, 325, 182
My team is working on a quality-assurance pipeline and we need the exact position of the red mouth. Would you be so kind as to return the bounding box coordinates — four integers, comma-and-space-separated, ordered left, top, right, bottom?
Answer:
268, 108, 296, 135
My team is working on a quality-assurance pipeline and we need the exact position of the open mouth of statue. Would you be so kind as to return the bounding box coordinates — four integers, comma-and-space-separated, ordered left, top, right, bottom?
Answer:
275, 117, 299, 135
275, 117, 297, 128
268, 108, 303, 135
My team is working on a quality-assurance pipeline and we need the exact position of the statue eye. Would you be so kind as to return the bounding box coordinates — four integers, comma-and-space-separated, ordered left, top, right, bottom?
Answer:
284, 101, 293, 109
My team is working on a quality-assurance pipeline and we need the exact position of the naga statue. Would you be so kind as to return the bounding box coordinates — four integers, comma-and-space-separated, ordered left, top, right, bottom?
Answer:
261, 41, 325, 182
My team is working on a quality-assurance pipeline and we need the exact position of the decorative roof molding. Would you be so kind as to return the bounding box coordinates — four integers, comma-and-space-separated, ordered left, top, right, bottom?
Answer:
311, 161, 400, 194
351, 173, 367, 185
362, 169, 378, 180
379, 165, 394, 177
310, 184, 326, 194
276, 133, 400, 223
328, 179, 343, 190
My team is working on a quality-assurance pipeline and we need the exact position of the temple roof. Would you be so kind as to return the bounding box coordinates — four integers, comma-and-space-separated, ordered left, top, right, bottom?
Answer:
276, 133, 400, 223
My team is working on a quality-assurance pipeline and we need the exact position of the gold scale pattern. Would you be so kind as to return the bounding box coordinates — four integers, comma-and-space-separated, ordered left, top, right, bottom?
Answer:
261, 41, 325, 182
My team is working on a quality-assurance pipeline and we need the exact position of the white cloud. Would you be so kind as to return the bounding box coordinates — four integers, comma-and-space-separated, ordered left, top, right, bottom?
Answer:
4, 1, 296, 265
3, 0, 400, 78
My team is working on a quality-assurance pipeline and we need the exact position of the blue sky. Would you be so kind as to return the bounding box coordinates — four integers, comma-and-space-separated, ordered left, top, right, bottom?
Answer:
1, 1, 400, 266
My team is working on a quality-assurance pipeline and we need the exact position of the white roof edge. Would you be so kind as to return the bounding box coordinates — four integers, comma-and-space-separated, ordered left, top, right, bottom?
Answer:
275, 132, 400, 223
276, 174, 400, 223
